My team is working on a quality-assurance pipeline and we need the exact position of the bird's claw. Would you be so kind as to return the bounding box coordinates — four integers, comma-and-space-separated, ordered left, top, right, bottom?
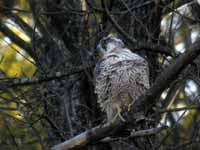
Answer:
111, 106, 126, 123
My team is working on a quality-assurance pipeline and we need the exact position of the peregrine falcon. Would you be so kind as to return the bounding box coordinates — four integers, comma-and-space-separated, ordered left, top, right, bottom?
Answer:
94, 35, 150, 123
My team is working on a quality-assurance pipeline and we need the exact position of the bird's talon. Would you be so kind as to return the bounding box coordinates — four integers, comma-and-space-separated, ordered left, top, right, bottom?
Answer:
111, 105, 126, 123
119, 113, 126, 122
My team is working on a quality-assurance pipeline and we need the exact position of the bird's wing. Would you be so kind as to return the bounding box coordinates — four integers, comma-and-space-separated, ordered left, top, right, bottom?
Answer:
94, 57, 114, 111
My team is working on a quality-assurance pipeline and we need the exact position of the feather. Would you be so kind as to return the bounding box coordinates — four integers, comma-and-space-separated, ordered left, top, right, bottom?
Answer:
95, 38, 150, 122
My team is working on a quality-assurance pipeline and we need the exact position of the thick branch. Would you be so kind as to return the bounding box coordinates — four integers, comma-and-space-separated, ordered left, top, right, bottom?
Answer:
51, 122, 121, 150
99, 126, 165, 143
138, 41, 200, 113
51, 41, 200, 150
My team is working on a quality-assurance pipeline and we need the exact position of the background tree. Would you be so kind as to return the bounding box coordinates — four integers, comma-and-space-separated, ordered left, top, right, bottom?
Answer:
0, 0, 200, 150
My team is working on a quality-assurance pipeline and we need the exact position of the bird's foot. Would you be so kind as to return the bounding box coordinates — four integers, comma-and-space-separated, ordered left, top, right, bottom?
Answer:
111, 106, 126, 123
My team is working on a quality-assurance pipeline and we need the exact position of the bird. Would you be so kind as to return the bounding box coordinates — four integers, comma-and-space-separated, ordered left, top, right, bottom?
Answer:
94, 35, 150, 123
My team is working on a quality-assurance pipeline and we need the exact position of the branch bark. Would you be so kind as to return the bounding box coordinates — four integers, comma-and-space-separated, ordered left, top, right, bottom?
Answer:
138, 41, 200, 113
51, 122, 121, 150
51, 41, 200, 150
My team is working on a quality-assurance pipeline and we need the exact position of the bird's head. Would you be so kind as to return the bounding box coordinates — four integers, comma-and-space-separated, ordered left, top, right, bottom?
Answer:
96, 35, 124, 59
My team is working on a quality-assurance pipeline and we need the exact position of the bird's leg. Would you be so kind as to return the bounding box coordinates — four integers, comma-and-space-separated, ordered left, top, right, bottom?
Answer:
128, 101, 134, 112
111, 105, 125, 123
128, 94, 134, 112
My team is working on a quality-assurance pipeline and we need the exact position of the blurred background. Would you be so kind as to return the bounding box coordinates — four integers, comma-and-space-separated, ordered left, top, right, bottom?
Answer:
0, 0, 200, 150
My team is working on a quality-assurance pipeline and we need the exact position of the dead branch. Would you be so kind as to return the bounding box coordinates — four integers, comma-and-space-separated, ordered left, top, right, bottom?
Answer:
51, 122, 121, 150
99, 126, 165, 143
51, 40, 200, 150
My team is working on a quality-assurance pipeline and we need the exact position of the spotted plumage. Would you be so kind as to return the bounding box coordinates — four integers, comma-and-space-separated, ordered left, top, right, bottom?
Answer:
94, 35, 150, 122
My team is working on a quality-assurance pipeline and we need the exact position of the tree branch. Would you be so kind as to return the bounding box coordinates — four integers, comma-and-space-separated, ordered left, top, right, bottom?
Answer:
0, 21, 34, 57
138, 42, 200, 113
51, 122, 121, 150
98, 126, 165, 143
5, 12, 41, 39
0, 65, 89, 88
51, 40, 200, 150
103, 1, 172, 56
158, 105, 200, 113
